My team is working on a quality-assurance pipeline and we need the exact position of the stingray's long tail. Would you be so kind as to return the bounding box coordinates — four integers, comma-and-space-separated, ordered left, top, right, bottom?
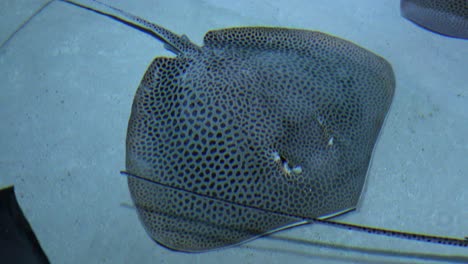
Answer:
61, 0, 202, 55
0, 1, 56, 50
121, 171, 468, 248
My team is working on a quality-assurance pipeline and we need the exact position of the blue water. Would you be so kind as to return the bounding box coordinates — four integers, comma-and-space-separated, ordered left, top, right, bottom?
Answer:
0, 0, 467, 263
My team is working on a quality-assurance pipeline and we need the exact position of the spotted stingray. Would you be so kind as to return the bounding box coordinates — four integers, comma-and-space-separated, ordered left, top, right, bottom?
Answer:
400, 0, 468, 39
63, 0, 467, 252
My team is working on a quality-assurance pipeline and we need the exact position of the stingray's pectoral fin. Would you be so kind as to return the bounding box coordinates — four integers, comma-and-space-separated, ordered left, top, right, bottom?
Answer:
61, 0, 202, 55
121, 171, 306, 252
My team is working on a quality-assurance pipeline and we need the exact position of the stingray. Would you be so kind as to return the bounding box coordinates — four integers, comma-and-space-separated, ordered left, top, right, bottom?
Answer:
400, 0, 468, 39
61, 0, 468, 252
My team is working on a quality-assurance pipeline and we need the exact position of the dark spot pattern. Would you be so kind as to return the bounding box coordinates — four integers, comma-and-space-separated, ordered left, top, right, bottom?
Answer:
126, 27, 395, 252
401, 0, 468, 39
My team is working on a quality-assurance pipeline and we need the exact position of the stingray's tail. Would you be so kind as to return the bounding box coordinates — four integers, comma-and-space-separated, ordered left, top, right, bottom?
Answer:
61, 0, 202, 55
121, 171, 468, 248
0, 0, 56, 50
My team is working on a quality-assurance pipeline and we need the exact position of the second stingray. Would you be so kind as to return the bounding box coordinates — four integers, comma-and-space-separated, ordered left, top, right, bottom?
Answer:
400, 0, 468, 39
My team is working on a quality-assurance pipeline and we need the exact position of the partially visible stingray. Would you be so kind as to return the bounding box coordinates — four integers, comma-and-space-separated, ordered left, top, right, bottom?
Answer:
62, 0, 468, 253
401, 0, 468, 39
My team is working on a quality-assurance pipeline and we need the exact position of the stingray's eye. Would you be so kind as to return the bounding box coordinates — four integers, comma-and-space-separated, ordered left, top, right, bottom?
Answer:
272, 151, 281, 162
316, 115, 335, 147
272, 151, 302, 178
291, 165, 302, 175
